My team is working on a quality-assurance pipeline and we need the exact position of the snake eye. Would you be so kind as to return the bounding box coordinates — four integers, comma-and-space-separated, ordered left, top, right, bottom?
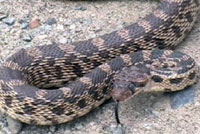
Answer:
127, 83, 135, 92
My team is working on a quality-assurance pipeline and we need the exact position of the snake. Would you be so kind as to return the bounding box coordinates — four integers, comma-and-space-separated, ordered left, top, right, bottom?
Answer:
111, 50, 197, 102
0, 0, 199, 125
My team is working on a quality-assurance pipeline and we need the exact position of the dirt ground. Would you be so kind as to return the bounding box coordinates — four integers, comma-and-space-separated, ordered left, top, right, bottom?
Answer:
0, 0, 200, 134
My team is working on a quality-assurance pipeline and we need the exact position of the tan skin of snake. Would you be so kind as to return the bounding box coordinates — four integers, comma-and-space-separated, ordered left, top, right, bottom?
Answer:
0, 0, 199, 125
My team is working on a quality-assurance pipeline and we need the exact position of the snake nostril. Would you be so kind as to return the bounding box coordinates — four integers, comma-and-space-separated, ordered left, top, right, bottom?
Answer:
133, 81, 146, 87
127, 83, 135, 93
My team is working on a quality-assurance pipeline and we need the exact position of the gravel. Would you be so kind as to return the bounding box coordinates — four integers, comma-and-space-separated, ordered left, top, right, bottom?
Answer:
46, 18, 56, 25
7, 117, 22, 134
0, 12, 7, 21
21, 33, 33, 42
166, 86, 196, 109
59, 37, 68, 44
74, 5, 87, 11
0, 0, 200, 134
2, 17, 15, 26
21, 23, 28, 29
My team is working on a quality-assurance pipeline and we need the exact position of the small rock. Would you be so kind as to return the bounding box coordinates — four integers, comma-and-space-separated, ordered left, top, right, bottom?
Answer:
59, 37, 67, 44
143, 123, 153, 130
115, 24, 124, 31
22, 34, 32, 42
37, 34, 48, 40
21, 23, 28, 29
74, 5, 87, 11
2, 17, 15, 26
0, 12, 7, 21
18, 19, 25, 24
1, 130, 7, 134
46, 18, 56, 25
29, 19, 40, 29
64, 129, 71, 134
39, 25, 52, 32
49, 126, 56, 132
57, 24, 64, 30
74, 123, 84, 130
69, 24, 76, 30
83, 18, 92, 26
112, 124, 125, 134
7, 117, 22, 134
166, 85, 195, 109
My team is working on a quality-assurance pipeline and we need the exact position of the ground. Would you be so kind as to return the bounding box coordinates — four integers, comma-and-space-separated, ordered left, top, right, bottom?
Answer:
0, 0, 200, 134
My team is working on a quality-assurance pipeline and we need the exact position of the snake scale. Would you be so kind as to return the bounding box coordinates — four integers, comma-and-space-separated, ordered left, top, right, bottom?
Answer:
0, 0, 199, 125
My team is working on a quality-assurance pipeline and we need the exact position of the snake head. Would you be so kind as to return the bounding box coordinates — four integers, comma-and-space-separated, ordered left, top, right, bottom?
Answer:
111, 66, 149, 102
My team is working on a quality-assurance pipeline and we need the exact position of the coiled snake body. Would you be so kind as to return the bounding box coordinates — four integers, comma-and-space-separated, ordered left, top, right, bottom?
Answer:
0, 0, 199, 125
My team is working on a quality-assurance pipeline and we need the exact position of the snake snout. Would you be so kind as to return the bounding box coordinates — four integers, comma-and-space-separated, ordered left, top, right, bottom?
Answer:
112, 66, 149, 102
111, 84, 134, 102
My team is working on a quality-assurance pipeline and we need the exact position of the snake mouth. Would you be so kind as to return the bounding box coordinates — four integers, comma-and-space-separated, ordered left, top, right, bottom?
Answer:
111, 85, 143, 102
111, 88, 133, 102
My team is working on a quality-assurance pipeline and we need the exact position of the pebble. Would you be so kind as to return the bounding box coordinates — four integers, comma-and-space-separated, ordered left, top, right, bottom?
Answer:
74, 5, 87, 11
2, 17, 15, 26
7, 117, 22, 134
18, 19, 25, 24
1, 130, 7, 134
40, 25, 52, 32
21, 23, 28, 29
114, 24, 124, 31
73, 123, 84, 130
83, 18, 92, 26
22, 34, 32, 42
29, 19, 40, 29
143, 123, 153, 130
166, 85, 195, 109
64, 130, 71, 134
49, 126, 56, 132
46, 18, 56, 25
112, 124, 125, 134
59, 37, 67, 44
56, 24, 64, 30
69, 24, 76, 30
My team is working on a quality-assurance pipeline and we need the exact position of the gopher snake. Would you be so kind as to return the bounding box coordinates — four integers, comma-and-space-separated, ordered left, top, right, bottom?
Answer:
0, 0, 199, 125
